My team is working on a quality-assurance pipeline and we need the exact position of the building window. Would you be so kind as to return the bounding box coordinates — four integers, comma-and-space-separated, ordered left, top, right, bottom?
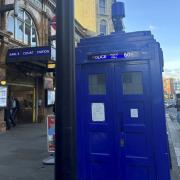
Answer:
7, 9, 38, 46
99, 0, 106, 14
100, 20, 107, 35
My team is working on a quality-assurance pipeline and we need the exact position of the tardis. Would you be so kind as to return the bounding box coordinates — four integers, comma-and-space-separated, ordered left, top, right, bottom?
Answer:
76, 2, 171, 180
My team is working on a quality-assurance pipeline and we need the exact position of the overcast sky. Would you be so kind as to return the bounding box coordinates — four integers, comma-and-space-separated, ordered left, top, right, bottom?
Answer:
121, 0, 180, 71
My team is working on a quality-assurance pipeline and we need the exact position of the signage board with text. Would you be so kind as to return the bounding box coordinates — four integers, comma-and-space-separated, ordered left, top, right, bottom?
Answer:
7, 46, 56, 63
47, 115, 55, 153
0, 86, 8, 108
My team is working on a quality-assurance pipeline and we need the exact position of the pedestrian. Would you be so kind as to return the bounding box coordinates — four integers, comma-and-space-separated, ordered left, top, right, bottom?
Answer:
10, 97, 19, 127
4, 107, 11, 130
13, 98, 20, 122
4, 98, 12, 130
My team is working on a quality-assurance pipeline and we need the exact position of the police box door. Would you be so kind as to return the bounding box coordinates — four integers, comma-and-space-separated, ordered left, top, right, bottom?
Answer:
79, 62, 156, 180
115, 63, 156, 180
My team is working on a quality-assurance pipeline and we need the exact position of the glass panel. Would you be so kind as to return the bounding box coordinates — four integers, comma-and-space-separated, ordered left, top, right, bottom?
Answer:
7, 16, 14, 36
16, 20, 24, 42
25, 24, 31, 45
99, 0, 106, 14
18, 9, 24, 20
25, 13, 31, 25
31, 28, 37, 46
122, 72, 143, 95
89, 74, 106, 95
10, 9, 38, 46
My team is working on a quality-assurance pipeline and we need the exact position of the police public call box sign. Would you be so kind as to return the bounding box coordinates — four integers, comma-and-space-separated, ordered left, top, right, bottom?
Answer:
6, 46, 56, 63
88, 51, 141, 61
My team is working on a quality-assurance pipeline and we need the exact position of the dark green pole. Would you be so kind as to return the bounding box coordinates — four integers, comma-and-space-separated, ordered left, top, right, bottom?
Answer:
55, 0, 76, 179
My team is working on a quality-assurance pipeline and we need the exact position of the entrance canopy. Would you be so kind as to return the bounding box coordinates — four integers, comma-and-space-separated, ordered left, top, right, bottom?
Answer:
6, 46, 56, 73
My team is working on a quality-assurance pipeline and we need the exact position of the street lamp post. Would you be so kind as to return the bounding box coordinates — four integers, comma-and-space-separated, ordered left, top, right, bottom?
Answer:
55, 0, 76, 180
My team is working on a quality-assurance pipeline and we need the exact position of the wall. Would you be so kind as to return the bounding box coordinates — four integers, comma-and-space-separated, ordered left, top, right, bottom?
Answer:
96, 0, 114, 35
75, 0, 96, 33
0, 0, 91, 132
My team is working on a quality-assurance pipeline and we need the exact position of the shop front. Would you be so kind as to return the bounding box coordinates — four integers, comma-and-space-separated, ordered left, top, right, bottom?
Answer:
6, 46, 55, 124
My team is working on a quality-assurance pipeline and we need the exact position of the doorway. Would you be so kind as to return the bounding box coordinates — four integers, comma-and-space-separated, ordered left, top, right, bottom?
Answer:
9, 83, 36, 124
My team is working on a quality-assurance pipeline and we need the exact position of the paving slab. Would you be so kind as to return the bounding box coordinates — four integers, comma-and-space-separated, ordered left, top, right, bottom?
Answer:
166, 109, 180, 180
0, 123, 54, 180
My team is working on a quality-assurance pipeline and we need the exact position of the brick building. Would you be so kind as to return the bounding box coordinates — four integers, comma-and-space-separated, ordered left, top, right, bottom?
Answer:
0, 0, 91, 132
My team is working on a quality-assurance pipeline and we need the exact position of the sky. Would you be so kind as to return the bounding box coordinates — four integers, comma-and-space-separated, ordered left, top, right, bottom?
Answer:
120, 0, 180, 75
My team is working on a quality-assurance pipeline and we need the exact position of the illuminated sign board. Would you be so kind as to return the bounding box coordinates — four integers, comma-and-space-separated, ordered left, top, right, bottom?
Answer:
88, 51, 140, 61
7, 46, 56, 63
0, 86, 8, 108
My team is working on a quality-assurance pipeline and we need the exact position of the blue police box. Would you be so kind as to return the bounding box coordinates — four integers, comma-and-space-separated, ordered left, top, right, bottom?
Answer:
76, 2, 171, 180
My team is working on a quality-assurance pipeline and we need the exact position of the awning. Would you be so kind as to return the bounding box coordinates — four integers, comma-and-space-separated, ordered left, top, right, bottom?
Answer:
6, 46, 56, 72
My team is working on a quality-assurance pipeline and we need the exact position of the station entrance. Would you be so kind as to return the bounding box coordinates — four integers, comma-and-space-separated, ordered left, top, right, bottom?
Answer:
9, 83, 35, 124
5, 46, 56, 125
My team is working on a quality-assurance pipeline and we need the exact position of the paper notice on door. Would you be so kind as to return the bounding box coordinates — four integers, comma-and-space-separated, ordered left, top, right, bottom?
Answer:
92, 103, 105, 122
130, 109, 138, 118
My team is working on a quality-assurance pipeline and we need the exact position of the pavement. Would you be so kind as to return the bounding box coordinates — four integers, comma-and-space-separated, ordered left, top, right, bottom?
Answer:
0, 110, 179, 180
167, 108, 180, 180
0, 123, 54, 180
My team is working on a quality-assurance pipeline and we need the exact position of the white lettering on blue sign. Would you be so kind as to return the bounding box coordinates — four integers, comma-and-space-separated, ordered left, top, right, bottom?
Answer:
23, 51, 34, 56
88, 51, 141, 61
9, 53, 17, 57
124, 52, 131, 58
7, 47, 52, 60
94, 55, 107, 60
37, 49, 50, 55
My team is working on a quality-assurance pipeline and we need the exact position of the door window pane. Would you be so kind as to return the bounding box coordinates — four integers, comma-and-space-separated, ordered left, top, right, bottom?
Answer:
89, 74, 106, 95
122, 72, 143, 95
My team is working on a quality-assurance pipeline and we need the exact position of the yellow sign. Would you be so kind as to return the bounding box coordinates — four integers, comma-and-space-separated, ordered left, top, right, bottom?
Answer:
48, 64, 56, 69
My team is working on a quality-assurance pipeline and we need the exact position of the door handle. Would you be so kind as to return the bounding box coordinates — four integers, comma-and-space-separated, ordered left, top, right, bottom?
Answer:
120, 138, 125, 147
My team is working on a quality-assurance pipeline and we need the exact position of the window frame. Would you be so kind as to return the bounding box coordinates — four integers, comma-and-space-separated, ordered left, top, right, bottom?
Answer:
100, 19, 107, 35
7, 9, 38, 47
88, 73, 107, 95
99, 0, 106, 15
122, 72, 144, 95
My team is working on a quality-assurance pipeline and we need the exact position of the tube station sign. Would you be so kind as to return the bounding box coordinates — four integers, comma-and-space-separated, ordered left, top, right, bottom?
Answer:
7, 46, 56, 63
